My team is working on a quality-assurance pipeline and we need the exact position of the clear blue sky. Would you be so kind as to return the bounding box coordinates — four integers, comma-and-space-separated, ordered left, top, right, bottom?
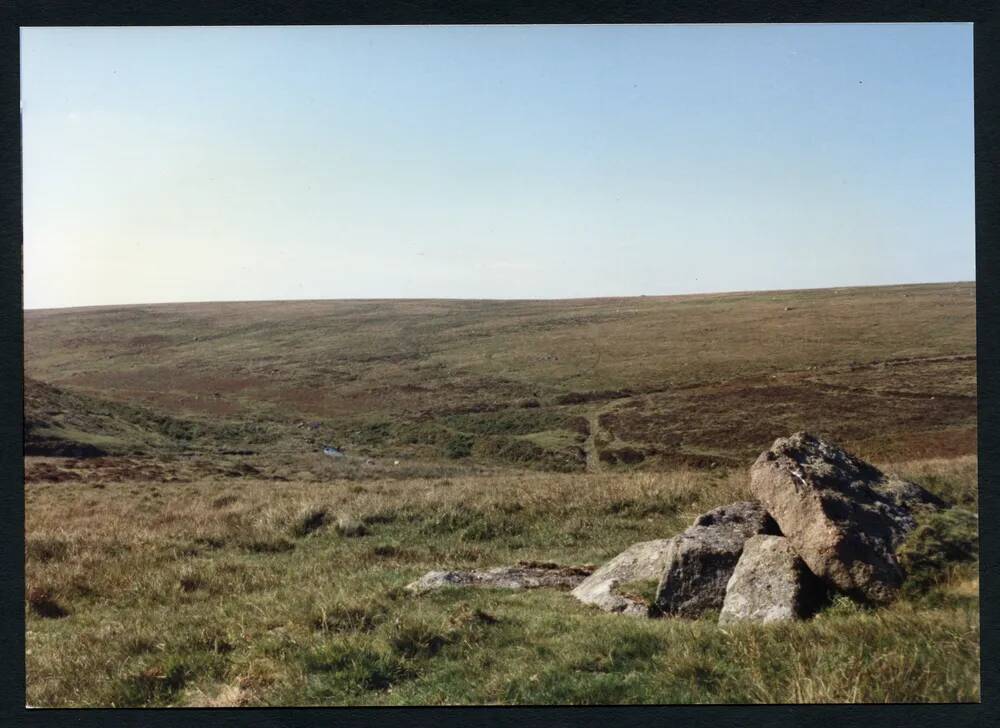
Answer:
21, 23, 974, 309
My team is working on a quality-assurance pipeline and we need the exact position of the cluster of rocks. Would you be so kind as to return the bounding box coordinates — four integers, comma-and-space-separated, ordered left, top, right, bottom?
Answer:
406, 432, 948, 626
572, 432, 948, 624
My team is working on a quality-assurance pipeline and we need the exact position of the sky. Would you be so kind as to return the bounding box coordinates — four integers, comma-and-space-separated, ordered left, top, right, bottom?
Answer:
21, 23, 974, 309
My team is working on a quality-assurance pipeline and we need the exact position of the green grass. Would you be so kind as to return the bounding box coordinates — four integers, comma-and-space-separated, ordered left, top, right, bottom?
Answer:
25, 458, 979, 706
898, 507, 979, 595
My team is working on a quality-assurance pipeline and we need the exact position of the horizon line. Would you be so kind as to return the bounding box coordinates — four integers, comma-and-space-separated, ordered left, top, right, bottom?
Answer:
22, 279, 976, 313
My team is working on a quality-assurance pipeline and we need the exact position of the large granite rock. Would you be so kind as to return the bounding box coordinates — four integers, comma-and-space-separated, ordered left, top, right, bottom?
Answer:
718, 535, 827, 626
571, 539, 674, 616
654, 501, 780, 618
749, 432, 946, 604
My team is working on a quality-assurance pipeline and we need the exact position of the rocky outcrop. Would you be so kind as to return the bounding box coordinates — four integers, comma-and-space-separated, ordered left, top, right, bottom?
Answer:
718, 535, 827, 625
654, 501, 779, 617
571, 539, 674, 616
406, 432, 954, 625
748, 432, 944, 604
406, 562, 593, 594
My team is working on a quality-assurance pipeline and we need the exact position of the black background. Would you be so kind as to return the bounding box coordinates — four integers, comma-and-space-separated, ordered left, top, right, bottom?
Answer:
1, 2, 996, 726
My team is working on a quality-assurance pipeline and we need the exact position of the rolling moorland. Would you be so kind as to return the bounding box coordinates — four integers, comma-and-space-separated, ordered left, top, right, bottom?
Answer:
23, 282, 979, 706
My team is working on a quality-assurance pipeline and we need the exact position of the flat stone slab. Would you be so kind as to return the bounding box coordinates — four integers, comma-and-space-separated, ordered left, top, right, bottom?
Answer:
406, 561, 595, 594
571, 539, 674, 616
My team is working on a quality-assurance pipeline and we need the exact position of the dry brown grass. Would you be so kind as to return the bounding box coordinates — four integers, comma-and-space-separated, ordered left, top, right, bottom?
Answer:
25, 283, 974, 419
23, 284, 976, 475
22, 283, 978, 705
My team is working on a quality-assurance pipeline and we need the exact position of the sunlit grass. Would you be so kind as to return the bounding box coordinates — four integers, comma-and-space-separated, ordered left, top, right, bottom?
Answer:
25, 457, 978, 706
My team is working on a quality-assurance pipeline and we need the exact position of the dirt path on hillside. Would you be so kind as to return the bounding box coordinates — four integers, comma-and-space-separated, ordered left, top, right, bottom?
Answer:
583, 411, 604, 473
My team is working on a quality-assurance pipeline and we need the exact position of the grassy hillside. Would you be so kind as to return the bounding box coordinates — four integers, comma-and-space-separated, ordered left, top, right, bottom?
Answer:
23, 282, 979, 706
24, 282, 976, 470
